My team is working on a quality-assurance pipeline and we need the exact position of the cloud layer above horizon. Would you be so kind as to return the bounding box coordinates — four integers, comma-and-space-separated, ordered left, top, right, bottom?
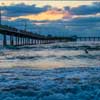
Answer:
1, 1, 100, 36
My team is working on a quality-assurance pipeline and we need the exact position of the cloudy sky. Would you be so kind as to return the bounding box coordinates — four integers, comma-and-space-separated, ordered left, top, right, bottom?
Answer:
0, 0, 100, 37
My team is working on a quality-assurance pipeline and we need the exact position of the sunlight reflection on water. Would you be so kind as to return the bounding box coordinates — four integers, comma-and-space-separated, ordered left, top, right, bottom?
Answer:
0, 42, 100, 68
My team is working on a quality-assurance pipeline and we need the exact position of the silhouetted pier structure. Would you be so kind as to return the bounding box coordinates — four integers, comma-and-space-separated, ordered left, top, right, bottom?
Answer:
0, 25, 74, 46
77, 37, 100, 41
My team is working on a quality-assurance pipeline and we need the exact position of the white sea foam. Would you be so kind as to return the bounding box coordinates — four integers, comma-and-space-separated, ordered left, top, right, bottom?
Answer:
0, 42, 100, 100
0, 67, 100, 100
0, 42, 100, 68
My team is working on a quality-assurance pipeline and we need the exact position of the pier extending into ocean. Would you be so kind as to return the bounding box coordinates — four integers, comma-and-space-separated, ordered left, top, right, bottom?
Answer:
0, 25, 75, 46
0, 25, 100, 47
77, 37, 100, 41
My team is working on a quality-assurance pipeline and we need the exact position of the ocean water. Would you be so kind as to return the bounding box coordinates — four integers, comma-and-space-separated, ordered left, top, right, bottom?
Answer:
0, 41, 100, 100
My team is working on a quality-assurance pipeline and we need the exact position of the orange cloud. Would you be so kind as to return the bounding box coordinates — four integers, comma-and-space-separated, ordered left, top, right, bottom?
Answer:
10, 9, 71, 21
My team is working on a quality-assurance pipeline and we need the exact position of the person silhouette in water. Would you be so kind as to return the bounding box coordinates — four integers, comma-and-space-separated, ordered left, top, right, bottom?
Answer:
85, 49, 89, 54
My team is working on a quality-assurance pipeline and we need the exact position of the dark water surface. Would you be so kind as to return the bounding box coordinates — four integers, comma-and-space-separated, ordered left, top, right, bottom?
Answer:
0, 42, 100, 68
0, 41, 100, 100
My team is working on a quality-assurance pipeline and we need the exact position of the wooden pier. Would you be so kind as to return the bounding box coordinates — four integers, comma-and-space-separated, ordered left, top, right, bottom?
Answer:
0, 25, 75, 46
1, 25, 99, 47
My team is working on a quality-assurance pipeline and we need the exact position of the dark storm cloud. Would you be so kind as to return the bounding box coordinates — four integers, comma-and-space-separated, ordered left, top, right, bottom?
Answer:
1, 3, 51, 17
1, 2, 100, 37
1, 2, 100, 18
69, 2, 100, 15
39, 16, 100, 37
5, 16, 99, 37
66, 17, 100, 25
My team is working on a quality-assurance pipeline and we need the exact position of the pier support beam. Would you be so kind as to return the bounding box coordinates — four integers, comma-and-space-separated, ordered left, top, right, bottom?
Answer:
34, 39, 37, 44
25, 38, 27, 45
31, 38, 33, 45
16, 37, 18, 45
21, 38, 22, 45
27, 38, 30, 45
3, 34, 7, 46
32, 39, 34, 45
10, 35, 14, 46
15, 36, 18, 46
23, 38, 25, 45
17, 37, 19, 46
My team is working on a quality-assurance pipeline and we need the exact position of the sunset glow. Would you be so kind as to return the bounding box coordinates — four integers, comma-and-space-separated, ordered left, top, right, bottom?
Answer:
10, 9, 71, 21
0, 0, 100, 37
0, 0, 99, 22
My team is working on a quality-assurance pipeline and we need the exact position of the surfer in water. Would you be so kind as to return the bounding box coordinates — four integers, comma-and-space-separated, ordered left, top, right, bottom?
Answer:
85, 49, 89, 54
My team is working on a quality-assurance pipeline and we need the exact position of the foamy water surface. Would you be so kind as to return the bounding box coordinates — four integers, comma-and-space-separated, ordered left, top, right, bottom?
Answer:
0, 42, 100, 68
0, 41, 100, 100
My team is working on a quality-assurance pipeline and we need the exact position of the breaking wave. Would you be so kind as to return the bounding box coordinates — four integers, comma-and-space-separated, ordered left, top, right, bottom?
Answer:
0, 67, 100, 100
0, 41, 100, 100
